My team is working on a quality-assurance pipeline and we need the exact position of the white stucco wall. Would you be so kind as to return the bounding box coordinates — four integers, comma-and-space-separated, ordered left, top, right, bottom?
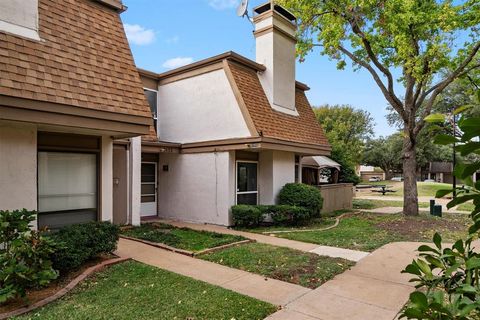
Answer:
101, 136, 113, 222
157, 69, 252, 143
258, 150, 295, 204
0, 122, 37, 212
255, 15, 297, 113
157, 151, 235, 226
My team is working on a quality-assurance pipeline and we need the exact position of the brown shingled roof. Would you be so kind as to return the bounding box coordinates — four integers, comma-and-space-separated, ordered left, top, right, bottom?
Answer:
226, 61, 329, 147
0, 0, 151, 119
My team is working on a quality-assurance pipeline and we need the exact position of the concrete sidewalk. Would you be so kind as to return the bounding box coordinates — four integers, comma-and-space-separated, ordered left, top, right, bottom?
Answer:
266, 242, 421, 320
116, 238, 310, 306
156, 219, 369, 262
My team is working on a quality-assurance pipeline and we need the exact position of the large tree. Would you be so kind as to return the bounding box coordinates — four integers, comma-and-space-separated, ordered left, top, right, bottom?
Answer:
364, 132, 452, 179
314, 104, 374, 162
279, 0, 480, 215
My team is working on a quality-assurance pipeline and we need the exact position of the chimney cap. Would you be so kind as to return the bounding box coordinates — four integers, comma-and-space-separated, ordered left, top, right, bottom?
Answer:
253, 1, 296, 23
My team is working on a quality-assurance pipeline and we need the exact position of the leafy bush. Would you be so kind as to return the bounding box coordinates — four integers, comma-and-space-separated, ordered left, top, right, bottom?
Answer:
0, 209, 58, 303
278, 183, 323, 217
231, 205, 264, 227
268, 205, 311, 225
49, 221, 120, 273
401, 107, 480, 319
232, 204, 311, 227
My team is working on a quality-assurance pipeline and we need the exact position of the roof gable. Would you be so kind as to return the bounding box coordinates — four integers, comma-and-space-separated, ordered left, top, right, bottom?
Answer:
0, 0, 151, 119
225, 60, 329, 147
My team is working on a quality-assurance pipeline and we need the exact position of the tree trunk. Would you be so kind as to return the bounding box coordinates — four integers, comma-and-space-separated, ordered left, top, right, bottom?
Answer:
384, 169, 393, 180
403, 132, 419, 216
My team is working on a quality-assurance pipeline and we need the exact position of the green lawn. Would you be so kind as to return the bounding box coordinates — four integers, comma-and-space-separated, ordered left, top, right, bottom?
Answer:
14, 261, 276, 320
244, 212, 471, 252
199, 243, 353, 289
121, 223, 245, 252
359, 181, 453, 198
457, 202, 475, 212
353, 199, 429, 209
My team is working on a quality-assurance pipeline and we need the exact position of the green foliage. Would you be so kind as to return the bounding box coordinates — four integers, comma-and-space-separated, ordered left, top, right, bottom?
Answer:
278, 183, 323, 217
268, 205, 311, 225
0, 209, 58, 303
330, 147, 361, 185
49, 222, 119, 273
313, 105, 371, 183
232, 204, 311, 227
401, 108, 480, 319
231, 205, 264, 227
278, 0, 480, 215
314, 104, 374, 162
363, 133, 403, 178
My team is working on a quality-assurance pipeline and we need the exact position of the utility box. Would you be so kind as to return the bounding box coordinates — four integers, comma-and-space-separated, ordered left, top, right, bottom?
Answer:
433, 205, 443, 217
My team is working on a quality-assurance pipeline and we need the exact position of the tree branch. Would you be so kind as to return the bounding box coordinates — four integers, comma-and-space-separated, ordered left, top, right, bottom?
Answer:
338, 45, 407, 120
346, 14, 403, 108
414, 42, 480, 135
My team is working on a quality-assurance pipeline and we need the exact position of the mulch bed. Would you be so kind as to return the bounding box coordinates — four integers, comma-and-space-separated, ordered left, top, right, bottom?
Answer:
0, 255, 128, 319
374, 215, 469, 240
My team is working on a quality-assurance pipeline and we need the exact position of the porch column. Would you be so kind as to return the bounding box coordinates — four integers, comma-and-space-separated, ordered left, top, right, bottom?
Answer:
129, 137, 141, 226
101, 136, 113, 222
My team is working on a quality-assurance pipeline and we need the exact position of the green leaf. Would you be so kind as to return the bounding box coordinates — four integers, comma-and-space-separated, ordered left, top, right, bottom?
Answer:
453, 105, 473, 115
433, 233, 442, 250
402, 263, 421, 276
416, 259, 433, 276
435, 189, 453, 198
410, 292, 428, 310
402, 307, 424, 319
417, 245, 439, 254
425, 113, 446, 123
460, 162, 480, 179
465, 257, 480, 270
433, 134, 458, 145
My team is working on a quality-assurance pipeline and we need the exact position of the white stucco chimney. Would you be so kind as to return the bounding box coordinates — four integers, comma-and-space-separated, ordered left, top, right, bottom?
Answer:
253, 1, 297, 114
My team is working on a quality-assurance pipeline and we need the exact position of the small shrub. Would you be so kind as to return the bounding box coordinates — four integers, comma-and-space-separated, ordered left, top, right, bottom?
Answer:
268, 205, 311, 225
232, 205, 263, 227
232, 205, 311, 227
278, 183, 323, 217
0, 209, 58, 303
49, 221, 120, 273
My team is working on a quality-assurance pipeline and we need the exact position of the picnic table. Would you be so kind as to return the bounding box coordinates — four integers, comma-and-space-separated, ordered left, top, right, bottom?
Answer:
371, 185, 397, 196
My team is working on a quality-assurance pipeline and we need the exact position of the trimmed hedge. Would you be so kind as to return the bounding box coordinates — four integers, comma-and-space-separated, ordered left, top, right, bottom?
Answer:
232, 204, 310, 227
48, 221, 120, 273
278, 183, 323, 217
231, 205, 263, 227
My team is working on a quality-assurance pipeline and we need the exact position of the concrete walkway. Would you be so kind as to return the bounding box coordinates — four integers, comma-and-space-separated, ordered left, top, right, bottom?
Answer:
266, 242, 421, 320
116, 238, 310, 306
156, 219, 369, 262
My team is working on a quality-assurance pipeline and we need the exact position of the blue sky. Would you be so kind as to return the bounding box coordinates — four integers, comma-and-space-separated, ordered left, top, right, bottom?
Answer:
122, 0, 397, 137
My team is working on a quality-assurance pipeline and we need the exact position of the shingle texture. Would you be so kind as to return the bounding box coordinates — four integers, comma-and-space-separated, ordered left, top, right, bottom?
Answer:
142, 125, 159, 142
0, 0, 151, 119
227, 61, 329, 146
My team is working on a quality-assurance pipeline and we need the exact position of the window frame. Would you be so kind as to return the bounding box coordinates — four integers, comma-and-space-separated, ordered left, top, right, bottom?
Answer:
37, 150, 100, 229
235, 160, 259, 205
143, 87, 159, 131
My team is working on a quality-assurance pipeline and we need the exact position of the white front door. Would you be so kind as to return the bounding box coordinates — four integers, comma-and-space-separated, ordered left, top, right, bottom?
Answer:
141, 162, 157, 217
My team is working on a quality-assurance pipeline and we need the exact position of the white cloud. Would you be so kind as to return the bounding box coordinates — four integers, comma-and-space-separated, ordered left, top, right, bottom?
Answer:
208, 0, 237, 10
123, 24, 155, 46
166, 35, 180, 44
162, 57, 194, 69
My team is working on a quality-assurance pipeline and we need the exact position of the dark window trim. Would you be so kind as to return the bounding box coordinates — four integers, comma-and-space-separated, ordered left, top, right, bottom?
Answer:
37, 133, 101, 230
